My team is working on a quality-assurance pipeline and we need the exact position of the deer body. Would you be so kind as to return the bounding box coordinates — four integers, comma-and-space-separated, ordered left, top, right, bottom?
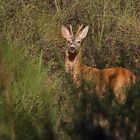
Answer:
102, 67, 136, 101
61, 25, 136, 103
65, 49, 101, 87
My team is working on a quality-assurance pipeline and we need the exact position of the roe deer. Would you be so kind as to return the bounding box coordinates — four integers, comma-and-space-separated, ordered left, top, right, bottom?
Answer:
61, 25, 136, 103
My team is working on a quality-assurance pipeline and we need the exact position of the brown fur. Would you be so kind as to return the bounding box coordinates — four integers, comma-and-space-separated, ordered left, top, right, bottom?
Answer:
65, 50, 136, 103
62, 25, 136, 103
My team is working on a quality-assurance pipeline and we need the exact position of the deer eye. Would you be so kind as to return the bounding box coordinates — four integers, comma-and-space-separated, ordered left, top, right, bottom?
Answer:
77, 41, 81, 44
67, 40, 71, 44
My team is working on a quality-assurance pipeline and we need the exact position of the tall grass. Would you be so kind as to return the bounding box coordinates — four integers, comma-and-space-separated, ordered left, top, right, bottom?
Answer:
0, 41, 60, 140
0, 0, 140, 139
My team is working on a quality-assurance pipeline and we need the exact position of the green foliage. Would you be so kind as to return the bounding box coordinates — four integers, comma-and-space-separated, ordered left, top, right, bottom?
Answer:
0, 0, 140, 140
0, 41, 58, 140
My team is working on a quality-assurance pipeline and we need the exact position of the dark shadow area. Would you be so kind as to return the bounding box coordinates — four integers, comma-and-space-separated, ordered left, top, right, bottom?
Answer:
61, 76, 140, 140
42, 121, 57, 140
74, 119, 121, 140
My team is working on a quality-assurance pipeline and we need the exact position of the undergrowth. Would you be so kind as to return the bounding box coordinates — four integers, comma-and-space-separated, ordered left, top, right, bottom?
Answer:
0, 0, 140, 140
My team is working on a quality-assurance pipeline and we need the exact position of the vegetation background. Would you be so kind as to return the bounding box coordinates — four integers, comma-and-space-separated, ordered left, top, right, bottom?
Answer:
0, 0, 140, 140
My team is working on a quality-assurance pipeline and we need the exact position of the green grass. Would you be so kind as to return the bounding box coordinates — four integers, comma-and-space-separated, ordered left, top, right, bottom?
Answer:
0, 0, 140, 140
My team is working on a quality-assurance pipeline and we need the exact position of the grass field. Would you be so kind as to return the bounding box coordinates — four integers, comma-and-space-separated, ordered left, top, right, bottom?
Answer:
0, 0, 140, 140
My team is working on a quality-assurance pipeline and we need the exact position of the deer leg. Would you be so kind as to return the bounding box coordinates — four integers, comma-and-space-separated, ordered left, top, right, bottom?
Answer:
114, 86, 127, 104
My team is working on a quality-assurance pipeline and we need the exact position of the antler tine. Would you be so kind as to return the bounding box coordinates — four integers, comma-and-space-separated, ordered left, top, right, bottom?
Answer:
76, 24, 83, 35
69, 25, 73, 36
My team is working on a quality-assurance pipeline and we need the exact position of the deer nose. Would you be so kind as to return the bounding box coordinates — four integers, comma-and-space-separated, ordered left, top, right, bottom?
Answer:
69, 47, 76, 53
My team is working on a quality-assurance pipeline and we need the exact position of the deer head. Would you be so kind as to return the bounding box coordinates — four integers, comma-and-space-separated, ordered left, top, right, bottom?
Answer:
61, 25, 89, 61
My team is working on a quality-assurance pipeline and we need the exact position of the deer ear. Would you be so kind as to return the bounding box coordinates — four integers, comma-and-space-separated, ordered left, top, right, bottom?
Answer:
61, 26, 72, 40
78, 26, 89, 39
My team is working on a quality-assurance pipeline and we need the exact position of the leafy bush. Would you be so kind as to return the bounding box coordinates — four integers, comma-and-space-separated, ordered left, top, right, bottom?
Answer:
0, 0, 140, 140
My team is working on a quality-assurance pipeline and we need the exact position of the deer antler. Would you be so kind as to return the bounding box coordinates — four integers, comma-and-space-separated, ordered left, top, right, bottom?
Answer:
69, 25, 73, 36
76, 24, 83, 36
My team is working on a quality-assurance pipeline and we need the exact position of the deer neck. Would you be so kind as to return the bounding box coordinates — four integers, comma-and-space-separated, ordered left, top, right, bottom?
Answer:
65, 50, 82, 77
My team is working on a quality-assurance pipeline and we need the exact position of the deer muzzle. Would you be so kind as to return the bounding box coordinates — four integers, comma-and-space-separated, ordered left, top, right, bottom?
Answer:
69, 46, 76, 53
